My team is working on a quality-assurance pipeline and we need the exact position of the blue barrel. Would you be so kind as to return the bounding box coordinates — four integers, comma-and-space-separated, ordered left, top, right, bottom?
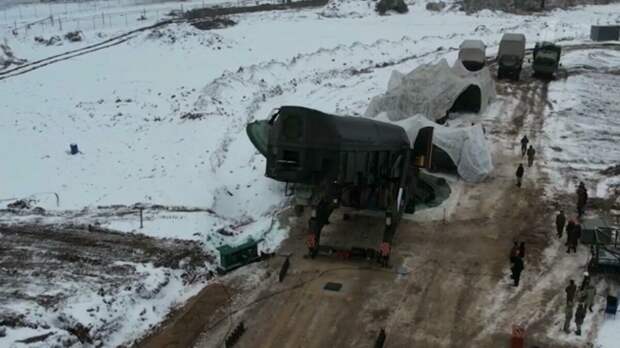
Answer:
70, 143, 79, 155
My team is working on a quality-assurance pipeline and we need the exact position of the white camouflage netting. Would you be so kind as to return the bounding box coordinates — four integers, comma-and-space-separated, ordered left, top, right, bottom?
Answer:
393, 114, 493, 183
364, 58, 496, 121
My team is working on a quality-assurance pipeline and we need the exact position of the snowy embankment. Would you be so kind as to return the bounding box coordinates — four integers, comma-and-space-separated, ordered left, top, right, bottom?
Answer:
2, 0, 620, 346
543, 48, 620, 199
542, 48, 620, 348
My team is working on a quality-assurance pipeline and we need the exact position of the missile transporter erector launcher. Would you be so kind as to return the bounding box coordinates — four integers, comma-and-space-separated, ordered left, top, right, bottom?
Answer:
247, 106, 433, 265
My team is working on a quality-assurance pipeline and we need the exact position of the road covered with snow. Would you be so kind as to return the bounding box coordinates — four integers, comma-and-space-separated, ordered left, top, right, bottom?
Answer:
1, 0, 620, 346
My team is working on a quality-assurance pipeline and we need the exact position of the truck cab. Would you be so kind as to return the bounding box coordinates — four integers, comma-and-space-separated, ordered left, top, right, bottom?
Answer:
497, 33, 526, 81
533, 41, 562, 77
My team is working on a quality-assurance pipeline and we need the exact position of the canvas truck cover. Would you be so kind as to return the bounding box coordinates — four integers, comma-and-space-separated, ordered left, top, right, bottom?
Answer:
458, 40, 486, 63
364, 59, 496, 122
499, 33, 526, 59
385, 114, 493, 183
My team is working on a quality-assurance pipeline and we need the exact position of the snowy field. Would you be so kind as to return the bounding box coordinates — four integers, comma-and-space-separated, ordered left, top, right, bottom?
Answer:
543, 48, 620, 199
2, 0, 620, 346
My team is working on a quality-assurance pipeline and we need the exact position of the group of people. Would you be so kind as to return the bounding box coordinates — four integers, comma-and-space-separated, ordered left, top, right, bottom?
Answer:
510, 136, 597, 336
555, 210, 584, 253
563, 275, 596, 335
509, 241, 526, 287
515, 135, 537, 187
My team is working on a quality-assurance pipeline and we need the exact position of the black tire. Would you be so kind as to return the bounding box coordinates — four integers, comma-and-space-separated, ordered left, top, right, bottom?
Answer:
309, 247, 318, 258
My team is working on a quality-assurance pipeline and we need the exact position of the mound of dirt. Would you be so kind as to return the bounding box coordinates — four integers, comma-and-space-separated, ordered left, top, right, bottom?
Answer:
0, 42, 26, 70
191, 17, 236, 30
601, 164, 620, 176
426, 1, 447, 11
64, 31, 83, 42
34, 35, 62, 46
6, 199, 32, 210
319, 0, 374, 18
375, 0, 408, 14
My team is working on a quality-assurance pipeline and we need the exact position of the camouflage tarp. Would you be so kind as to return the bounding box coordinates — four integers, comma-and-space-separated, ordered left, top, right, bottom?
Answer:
364, 59, 496, 122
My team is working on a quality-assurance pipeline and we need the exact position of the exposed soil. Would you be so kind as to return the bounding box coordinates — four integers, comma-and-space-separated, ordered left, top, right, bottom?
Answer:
0, 224, 213, 344
185, 0, 329, 19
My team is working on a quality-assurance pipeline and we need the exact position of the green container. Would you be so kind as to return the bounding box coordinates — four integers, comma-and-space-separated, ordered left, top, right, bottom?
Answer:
217, 238, 261, 273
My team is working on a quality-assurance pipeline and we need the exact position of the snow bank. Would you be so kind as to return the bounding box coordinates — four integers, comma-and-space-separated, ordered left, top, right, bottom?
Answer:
543, 51, 620, 198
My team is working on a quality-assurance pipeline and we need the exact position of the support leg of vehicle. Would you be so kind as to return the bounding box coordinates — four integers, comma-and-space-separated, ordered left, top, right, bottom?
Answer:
307, 197, 337, 258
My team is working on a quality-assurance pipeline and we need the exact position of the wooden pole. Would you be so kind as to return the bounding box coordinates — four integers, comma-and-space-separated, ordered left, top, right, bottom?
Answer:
139, 208, 144, 228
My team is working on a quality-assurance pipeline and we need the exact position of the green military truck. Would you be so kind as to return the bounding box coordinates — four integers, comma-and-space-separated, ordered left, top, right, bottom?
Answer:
497, 33, 526, 81
533, 42, 562, 77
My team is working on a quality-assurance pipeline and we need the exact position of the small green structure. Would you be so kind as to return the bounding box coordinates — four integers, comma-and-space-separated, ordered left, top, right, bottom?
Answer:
216, 238, 262, 274
581, 217, 612, 245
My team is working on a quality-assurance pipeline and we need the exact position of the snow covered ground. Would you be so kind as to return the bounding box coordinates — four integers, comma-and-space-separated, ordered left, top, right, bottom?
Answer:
543, 48, 620, 199
2, 0, 620, 346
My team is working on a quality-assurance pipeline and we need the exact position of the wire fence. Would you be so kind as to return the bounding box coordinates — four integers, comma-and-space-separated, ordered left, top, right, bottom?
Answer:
1, 0, 291, 35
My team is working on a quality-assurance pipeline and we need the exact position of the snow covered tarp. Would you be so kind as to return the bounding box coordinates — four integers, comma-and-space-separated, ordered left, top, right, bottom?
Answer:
391, 114, 493, 182
364, 58, 496, 122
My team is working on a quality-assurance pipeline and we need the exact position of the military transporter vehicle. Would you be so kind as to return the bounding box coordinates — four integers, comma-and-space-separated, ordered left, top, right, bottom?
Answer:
247, 106, 433, 265
533, 41, 562, 77
458, 40, 486, 72
497, 33, 526, 81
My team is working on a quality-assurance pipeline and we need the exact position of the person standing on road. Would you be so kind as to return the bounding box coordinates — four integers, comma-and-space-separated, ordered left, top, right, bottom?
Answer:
567, 220, 579, 253
520, 135, 529, 157
563, 302, 574, 333
511, 256, 524, 287
516, 163, 525, 188
556, 210, 566, 238
577, 182, 588, 219
566, 279, 577, 305
527, 146, 536, 167
585, 284, 596, 312
580, 272, 590, 291
574, 303, 586, 336
509, 241, 519, 264
565, 219, 576, 246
